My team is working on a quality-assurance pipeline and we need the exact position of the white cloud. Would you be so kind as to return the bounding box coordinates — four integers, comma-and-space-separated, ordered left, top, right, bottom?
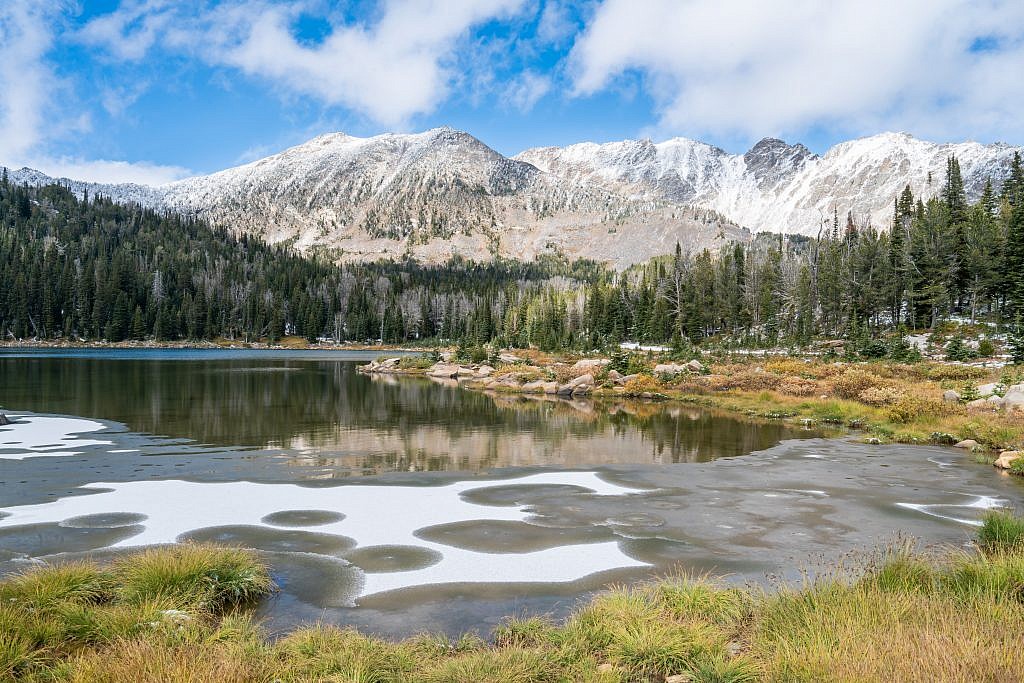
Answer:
26, 157, 191, 185
81, 0, 530, 127
0, 2, 61, 161
507, 70, 551, 111
569, 0, 1024, 144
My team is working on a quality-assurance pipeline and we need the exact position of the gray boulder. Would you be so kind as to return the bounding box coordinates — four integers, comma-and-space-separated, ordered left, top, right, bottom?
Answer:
426, 363, 461, 378
1003, 390, 1024, 413
0, 414, 9, 426
943, 389, 961, 403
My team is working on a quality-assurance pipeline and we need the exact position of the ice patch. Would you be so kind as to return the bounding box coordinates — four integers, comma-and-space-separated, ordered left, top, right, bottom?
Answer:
0, 415, 112, 459
897, 495, 1005, 526
0, 471, 651, 597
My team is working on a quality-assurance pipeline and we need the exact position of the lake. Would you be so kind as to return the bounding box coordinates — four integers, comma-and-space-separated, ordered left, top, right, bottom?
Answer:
1, 348, 1022, 638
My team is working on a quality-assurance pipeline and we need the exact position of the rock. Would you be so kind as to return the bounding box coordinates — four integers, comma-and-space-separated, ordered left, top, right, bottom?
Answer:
474, 365, 495, 378
439, 351, 455, 362
542, 381, 559, 394
653, 363, 687, 375
822, 339, 846, 348
954, 439, 980, 449
456, 367, 475, 377
977, 383, 999, 397
967, 398, 989, 408
620, 374, 641, 384
1002, 390, 1024, 413
498, 353, 522, 364
607, 369, 623, 381
0, 414, 9, 426
557, 373, 594, 396
994, 451, 1022, 469
381, 357, 402, 366
685, 359, 704, 373
665, 675, 691, 683
571, 383, 592, 396
521, 380, 546, 393
988, 395, 1005, 407
943, 389, 961, 403
426, 363, 461, 378
572, 358, 610, 372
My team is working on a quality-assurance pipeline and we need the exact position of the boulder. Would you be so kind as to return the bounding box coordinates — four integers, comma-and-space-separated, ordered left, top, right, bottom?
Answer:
988, 395, 1005, 407
474, 365, 495, 378
1003, 390, 1024, 413
943, 389, 961, 404
498, 353, 522, 364
572, 358, 610, 372
0, 414, 9, 426
685, 359, 704, 373
456, 367, 475, 377
994, 451, 1022, 469
542, 381, 559, 395
607, 369, 624, 382
620, 374, 641, 384
977, 383, 999, 397
654, 363, 687, 375
954, 439, 979, 449
571, 384, 593, 396
426, 363, 461, 378
381, 357, 402, 366
557, 373, 594, 396
967, 398, 989, 408
521, 380, 546, 393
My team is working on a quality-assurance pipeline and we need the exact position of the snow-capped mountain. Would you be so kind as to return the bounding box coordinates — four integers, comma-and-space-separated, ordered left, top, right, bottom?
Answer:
516, 132, 1021, 236
7, 128, 743, 268
6, 129, 1020, 267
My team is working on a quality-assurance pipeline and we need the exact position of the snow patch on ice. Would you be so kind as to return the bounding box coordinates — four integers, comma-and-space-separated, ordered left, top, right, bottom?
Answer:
0, 415, 112, 459
0, 471, 651, 597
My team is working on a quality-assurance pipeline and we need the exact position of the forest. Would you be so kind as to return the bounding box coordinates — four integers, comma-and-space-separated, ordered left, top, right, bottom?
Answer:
1, 153, 1022, 353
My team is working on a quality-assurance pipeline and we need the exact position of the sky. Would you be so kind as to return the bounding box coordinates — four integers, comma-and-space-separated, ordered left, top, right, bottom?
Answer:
2, 0, 1024, 184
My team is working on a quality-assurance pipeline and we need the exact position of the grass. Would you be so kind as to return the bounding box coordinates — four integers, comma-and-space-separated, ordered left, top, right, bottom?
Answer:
3, 515, 1024, 681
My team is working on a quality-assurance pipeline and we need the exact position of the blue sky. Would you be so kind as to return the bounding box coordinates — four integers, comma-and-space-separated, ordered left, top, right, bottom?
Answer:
2, 1, 1024, 183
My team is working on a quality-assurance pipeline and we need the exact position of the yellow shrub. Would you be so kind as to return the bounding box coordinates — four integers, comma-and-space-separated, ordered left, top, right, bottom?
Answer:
858, 386, 903, 406
886, 396, 943, 423
623, 375, 663, 396
830, 368, 887, 400
778, 376, 820, 397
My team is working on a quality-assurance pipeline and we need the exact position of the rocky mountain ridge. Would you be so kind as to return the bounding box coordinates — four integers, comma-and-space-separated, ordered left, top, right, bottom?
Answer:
6, 129, 1020, 267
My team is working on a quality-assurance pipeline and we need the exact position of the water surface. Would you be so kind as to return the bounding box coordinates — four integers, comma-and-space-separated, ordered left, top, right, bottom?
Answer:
1, 348, 1022, 638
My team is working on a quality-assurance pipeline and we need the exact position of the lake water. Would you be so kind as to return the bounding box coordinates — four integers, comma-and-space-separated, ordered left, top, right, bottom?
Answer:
1, 348, 1022, 638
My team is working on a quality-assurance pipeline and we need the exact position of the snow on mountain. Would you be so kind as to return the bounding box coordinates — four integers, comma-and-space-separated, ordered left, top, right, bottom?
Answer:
5, 129, 1019, 267
517, 132, 1022, 236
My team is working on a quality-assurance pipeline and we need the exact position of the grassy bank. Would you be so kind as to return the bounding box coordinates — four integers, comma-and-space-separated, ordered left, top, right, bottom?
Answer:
432, 352, 1024, 455
3, 514, 1024, 682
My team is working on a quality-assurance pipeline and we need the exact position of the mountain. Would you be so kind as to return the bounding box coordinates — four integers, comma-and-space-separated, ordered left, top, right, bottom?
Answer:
516, 132, 1021, 236
6, 128, 743, 269
6, 129, 1021, 268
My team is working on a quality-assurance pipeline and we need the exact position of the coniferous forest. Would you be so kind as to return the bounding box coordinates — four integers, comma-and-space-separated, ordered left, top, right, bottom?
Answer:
1, 153, 1023, 350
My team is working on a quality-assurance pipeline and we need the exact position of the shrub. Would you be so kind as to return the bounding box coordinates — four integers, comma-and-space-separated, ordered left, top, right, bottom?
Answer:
857, 386, 903, 406
830, 368, 887, 400
624, 375, 663, 396
397, 356, 435, 370
886, 396, 943, 424
977, 338, 996, 357
778, 376, 819, 397
944, 337, 976, 362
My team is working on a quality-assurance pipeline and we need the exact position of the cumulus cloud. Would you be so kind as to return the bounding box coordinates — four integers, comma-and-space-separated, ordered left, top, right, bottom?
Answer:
81, 0, 529, 127
0, 2, 61, 161
569, 0, 1024, 144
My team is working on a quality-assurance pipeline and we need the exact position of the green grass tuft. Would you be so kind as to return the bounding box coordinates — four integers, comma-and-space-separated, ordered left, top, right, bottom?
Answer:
977, 510, 1024, 554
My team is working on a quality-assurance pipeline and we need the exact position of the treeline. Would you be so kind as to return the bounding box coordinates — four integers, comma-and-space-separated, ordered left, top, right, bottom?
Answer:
575, 153, 1024, 349
1, 153, 1022, 350
0, 175, 604, 345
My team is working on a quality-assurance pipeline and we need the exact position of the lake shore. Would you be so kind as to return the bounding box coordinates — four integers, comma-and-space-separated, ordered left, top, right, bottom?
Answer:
359, 350, 1024, 474
4, 513, 1023, 682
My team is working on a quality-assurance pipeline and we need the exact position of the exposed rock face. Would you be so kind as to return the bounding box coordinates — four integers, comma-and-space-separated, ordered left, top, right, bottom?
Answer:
517, 132, 1022, 237
995, 451, 1022, 469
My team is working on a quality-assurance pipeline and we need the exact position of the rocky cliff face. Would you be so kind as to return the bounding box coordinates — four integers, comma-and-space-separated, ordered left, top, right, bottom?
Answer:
7, 129, 1019, 267
517, 132, 1021, 236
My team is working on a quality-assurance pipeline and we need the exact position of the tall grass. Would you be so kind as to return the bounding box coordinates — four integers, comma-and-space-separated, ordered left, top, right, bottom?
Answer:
3, 518, 1024, 682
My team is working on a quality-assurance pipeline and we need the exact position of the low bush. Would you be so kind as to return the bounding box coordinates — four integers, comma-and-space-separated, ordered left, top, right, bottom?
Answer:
857, 386, 903, 406
830, 368, 888, 400
623, 375, 663, 396
886, 395, 943, 424
778, 376, 819, 397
